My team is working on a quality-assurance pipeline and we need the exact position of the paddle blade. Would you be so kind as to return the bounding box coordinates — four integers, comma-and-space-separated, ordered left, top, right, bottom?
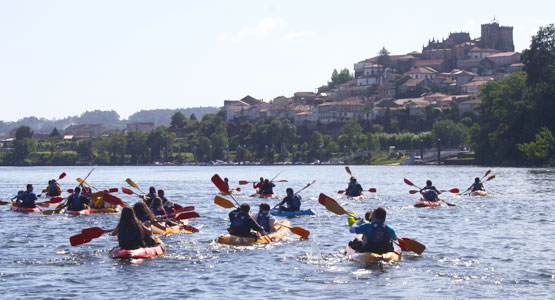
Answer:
59, 172, 67, 180
318, 193, 338, 206
108, 188, 119, 193
409, 190, 419, 194
121, 187, 134, 195
403, 178, 415, 187
483, 169, 491, 178
369, 188, 377, 193
486, 175, 495, 181
235, 187, 241, 192
82, 227, 107, 239
345, 166, 352, 175
400, 238, 426, 255
276, 180, 288, 183
238, 180, 249, 185
449, 188, 459, 193
36, 202, 50, 207
125, 178, 139, 189
290, 226, 310, 239
90, 191, 104, 202
70, 234, 87, 246
0, 200, 9, 205
102, 193, 125, 206
397, 239, 409, 252
181, 224, 199, 233
211, 174, 229, 193
215, 196, 235, 209
48, 197, 65, 204
325, 198, 348, 215
337, 190, 345, 194
176, 211, 200, 220
41, 209, 56, 215
67, 189, 74, 193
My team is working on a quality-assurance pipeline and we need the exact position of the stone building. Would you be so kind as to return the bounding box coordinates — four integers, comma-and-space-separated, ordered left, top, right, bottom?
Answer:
480, 21, 514, 52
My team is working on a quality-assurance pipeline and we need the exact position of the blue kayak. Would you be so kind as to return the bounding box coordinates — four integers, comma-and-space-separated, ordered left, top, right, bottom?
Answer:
270, 209, 315, 217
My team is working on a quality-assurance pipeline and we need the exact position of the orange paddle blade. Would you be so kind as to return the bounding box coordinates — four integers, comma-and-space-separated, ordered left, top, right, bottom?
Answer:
214, 196, 235, 209
290, 226, 310, 239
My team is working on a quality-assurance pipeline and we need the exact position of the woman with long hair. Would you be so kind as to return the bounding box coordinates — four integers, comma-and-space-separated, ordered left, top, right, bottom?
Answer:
133, 201, 166, 230
112, 207, 155, 250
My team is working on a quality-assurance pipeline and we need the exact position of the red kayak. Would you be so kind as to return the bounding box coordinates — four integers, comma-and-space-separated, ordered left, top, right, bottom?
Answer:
414, 198, 441, 208
109, 238, 166, 259
67, 209, 92, 215
10, 206, 41, 213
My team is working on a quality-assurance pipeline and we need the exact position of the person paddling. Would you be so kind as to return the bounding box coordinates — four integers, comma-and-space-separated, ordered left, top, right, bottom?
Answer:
157, 189, 175, 214
346, 177, 363, 197
112, 207, 156, 250
253, 177, 264, 194
65, 187, 89, 211
143, 186, 157, 207
16, 184, 38, 208
132, 202, 166, 231
420, 180, 441, 202
228, 203, 267, 238
275, 188, 301, 212
46, 179, 62, 197
251, 203, 277, 233
261, 179, 275, 196
470, 177, 485, 192
348, 207, 398, 254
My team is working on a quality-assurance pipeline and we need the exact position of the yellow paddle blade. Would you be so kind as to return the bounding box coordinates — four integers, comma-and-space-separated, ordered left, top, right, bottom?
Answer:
76, 178, 89, 186
238, 180, 249, 185
345, 166, 352, 175
90, 191, 103, 202
324, 198, 348, 215
214, 196, 235, 209
125, 178, 139, 189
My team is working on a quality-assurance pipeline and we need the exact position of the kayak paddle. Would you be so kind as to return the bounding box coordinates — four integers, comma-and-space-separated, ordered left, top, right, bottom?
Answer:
211, 174, 240, 206
338, 188, 377, 194
215, 195, 236, 209
175, 211, 201, 220
126, 178, 146, 194
70, 227, 112, 247
404, 178, 456, 206
276, 223, 310, 239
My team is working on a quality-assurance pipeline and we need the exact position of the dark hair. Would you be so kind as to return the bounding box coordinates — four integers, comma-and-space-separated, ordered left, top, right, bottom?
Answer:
260, 177, 264, 181
264, 179, 269, 183
365, 210, 373, 221
286, 188, 293, 194
259, 203, 270, 211
157, 189, 165, 196
149, 186, 156, 194
26, 184, 33, 190
475, 177, 480, 182
240, 203, 250, 212
74, 186, 81, 194
118, 207, 144, 241
133, 201, 156, 223
373, 207, 387, 222
426, 180, 432, 186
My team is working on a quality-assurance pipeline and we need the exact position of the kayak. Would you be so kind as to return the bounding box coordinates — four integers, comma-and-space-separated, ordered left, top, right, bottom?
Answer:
270, 209, 315, 217
151, 220, 194, 235
216, 220, 291, 246
48, 195, 65, 203
345, 245, 402, 262
252, 193, 277, 198
414, 198, 441, 208
91, 207, 120, 214
470, 190, 489, 196
10, 206, 41, 213
345, 194, 364, 200
67, 208, 93, 215
109, 238, 166, 259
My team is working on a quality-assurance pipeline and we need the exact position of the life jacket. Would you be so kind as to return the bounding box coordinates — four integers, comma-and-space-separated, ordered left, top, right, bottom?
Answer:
363, 221, 390, 244
256, 211, 271, 232
290, 195, 301, 210
347, 182, 361, 196
472, 182, 482, 191
151, 207, 166, 216
21, 191, 37, 207
262, 183, 274, 195
423, 189, 437, 201
163, 205, 174, 214
69, 194, 86, 211
230, 210, 247, 229
118, 221, 141, 242
48, 183, 61, 196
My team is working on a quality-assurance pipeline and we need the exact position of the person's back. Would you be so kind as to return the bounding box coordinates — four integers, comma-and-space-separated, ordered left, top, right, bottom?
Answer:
261, 180, 275, 195
350, 208, 397, 254
420, 180, 439, 202
20, 185, 38, 208
68, 188, 87, 211
346, 178, 362, 196
48, 180, 61, 196
228, 203, 265, 238
253, 203, 276, 233
471, 178, 483, 191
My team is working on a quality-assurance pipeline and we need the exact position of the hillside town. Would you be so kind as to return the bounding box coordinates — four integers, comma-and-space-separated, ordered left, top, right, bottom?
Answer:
223, 20, 521, 130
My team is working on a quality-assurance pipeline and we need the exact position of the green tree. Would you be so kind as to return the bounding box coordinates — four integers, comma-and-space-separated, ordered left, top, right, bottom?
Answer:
328, 68, 354, 89
76, 139, 94, 163
49, 127, 61, 138
377, 46, 391, 68
189, 113, 197, 121
15, 125, 34, 140
432, 120, 468, 149
517, 127, 555, 166
170, 112, 187, 129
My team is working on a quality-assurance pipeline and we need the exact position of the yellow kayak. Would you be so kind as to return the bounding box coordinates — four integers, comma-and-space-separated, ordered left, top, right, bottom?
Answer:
345, 245, 402, 262
216, 220, 290, 246
151, 220, 194, 235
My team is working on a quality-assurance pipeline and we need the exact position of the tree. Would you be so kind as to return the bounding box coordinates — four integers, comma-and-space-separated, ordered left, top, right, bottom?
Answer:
189, 113, 197, 121
49, 127, 61, 138
432, 120, 468, 149
76, 139, 94, 163
517, 127, 555, 166
377, 46, 391, 68
170, 112, 187, 129
328, 68, 354, 89
15, 125, 34, 140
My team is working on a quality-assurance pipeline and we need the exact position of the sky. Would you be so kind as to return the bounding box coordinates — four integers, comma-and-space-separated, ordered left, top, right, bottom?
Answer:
0, 0, 553, 122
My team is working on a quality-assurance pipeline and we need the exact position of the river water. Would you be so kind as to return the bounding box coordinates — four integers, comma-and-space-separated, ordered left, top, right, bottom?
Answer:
0, 165, 554, 299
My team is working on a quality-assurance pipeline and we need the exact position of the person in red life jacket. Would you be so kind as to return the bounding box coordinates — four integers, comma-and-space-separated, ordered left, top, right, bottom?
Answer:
276, 188, 301, 212
157, 189, 175, 214
132, 202, 166, 231
112, 207, 156, 250
253, 177, 264, 194
420, 180, 441, 202
470, 177, 485, 192
228, 203, 267, 238
46, 179, 62, 197
251, 203, 277, 233
17, 184, 38, 208
261, 179, 275, 196
143, 186, 157, 208
348, 207, 398, 254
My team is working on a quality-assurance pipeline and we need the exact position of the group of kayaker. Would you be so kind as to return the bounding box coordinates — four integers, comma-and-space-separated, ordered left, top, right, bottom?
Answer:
252, 177, 276, 196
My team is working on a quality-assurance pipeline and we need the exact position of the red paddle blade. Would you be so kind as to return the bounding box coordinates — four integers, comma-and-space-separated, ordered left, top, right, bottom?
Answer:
174, 203, 183, 209
211, 174, 230, 193
318, 193, 338, 206
449, 188, 459, 193
409, 190, 419, 194
82, 227, 106, 239
121, 187, 134, 195
67, 189, 74, 193
403, 178, 415, 186
369, 188, 377, 193
70, 234, 87, 246
176, 211, 200, 220
108, 188, 119, 193
291, 227, 310, 239
181, 224, 199, 233
397, 238, 409, 251
59, 172, 67, 179
102, 193, 124, 206
337, 190, 345, 194
48, 197, 65, 204
236, 187, 241, 192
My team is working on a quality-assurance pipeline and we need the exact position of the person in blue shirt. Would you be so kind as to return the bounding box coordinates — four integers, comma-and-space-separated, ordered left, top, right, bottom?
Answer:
251, 203, 277, 233
348, 207, 398, 254
470, 177, 484, 192
420, 180, 441, 202
228, 203, 266, 238
261, 179, 275, 196
143, 186, 157, 207
46, 179, 61, 197
275, 188, 301, 212
17, 184, 38, 208
346, 177, 363, 197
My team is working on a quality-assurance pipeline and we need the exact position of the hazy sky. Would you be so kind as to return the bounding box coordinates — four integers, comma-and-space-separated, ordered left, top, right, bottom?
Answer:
0, 0, 552, 122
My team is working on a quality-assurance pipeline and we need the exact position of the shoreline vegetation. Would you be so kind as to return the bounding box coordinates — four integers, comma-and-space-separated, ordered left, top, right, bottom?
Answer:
1, 25, 553, 168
